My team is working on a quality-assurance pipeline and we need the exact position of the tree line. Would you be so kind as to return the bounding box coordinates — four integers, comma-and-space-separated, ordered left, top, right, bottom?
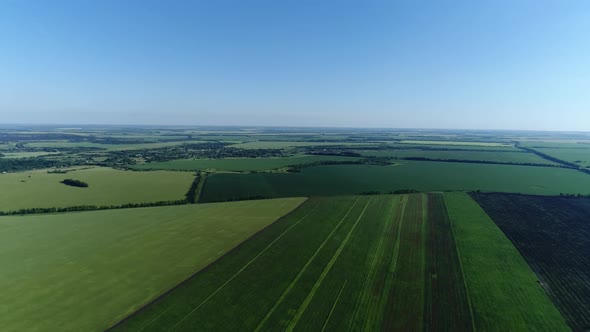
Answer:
0, 200, 188, 216
401, 157, 569, 168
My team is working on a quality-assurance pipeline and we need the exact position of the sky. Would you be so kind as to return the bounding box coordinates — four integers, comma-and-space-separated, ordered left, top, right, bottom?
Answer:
1, 0, 589, 130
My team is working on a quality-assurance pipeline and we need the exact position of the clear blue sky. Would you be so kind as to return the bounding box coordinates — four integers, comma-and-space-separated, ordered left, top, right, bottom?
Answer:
1, 0, 589, 130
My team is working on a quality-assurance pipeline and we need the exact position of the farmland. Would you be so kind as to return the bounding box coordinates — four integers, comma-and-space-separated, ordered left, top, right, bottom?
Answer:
471, 193, 590, 331
200, 161, 590, 202
0, 198, 304, 331
445, 192, 568, 331
2, 125, 589, 331
133, 155, 359, 172
529, 147, 590, 168
110, 193, 567, 331
0, 167, 195, 212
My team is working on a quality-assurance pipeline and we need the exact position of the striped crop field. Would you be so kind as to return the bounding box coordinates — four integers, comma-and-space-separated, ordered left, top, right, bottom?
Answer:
111, 193, 567, 331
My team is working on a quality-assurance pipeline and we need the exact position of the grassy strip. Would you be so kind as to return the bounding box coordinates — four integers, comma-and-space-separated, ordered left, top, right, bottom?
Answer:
444, 192, 569, 331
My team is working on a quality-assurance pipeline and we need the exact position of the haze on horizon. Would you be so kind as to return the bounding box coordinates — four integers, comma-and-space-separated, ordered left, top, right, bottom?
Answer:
1, 0, 589, 131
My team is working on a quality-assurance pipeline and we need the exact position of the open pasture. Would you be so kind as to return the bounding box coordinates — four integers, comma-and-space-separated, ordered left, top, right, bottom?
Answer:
0, 198, 304, 331
471, 193, 590, 331
111, 193, 566, 331
200, 161, 590, 202
0, 167, 195, 212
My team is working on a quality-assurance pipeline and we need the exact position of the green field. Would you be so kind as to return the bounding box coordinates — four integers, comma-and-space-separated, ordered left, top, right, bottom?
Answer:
133, 155, 359, 172
533, 147, 590, 168
0, 167, 196, 212
445, 192, 568, 330
200, 161, 590, 202
111, 193, 567, 331
356, 149, 556, 164
0, 198, 304, 331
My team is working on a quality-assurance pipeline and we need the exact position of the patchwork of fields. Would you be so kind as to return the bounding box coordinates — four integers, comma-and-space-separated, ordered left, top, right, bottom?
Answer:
111, 193, 567, 331
471, 193, 590, 331
200, 161, 590, 202
0, 198, 305, 331
4, 128, 590, 332
0, 167, 195, 212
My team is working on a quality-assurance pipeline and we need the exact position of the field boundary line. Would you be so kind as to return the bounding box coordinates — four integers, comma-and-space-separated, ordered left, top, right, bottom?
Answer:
286, 197, 373, 331
321, 280, 347, 332
253, 198, 361, 332
443, 194, 477, 332
168, 208, 314, 331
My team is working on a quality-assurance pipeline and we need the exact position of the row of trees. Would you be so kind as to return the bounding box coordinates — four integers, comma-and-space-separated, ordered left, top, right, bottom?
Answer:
0, 157, 83, 173
286, 158, 392, 173
0, 200, 188, 216
184, 173, 201, 203
401, 157, 567, 168
518, 146, 590, 175
359, 189, 420, 195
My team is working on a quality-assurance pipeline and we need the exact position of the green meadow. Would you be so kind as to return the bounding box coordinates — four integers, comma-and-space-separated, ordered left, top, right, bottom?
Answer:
0, 198, 304, 331
200, 161, 590, 202
0, 167, 195, 212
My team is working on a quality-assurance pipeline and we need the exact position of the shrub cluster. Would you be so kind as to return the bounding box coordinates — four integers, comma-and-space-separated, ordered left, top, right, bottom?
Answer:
61, 179, 89, 188
0, 200, 187, 216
